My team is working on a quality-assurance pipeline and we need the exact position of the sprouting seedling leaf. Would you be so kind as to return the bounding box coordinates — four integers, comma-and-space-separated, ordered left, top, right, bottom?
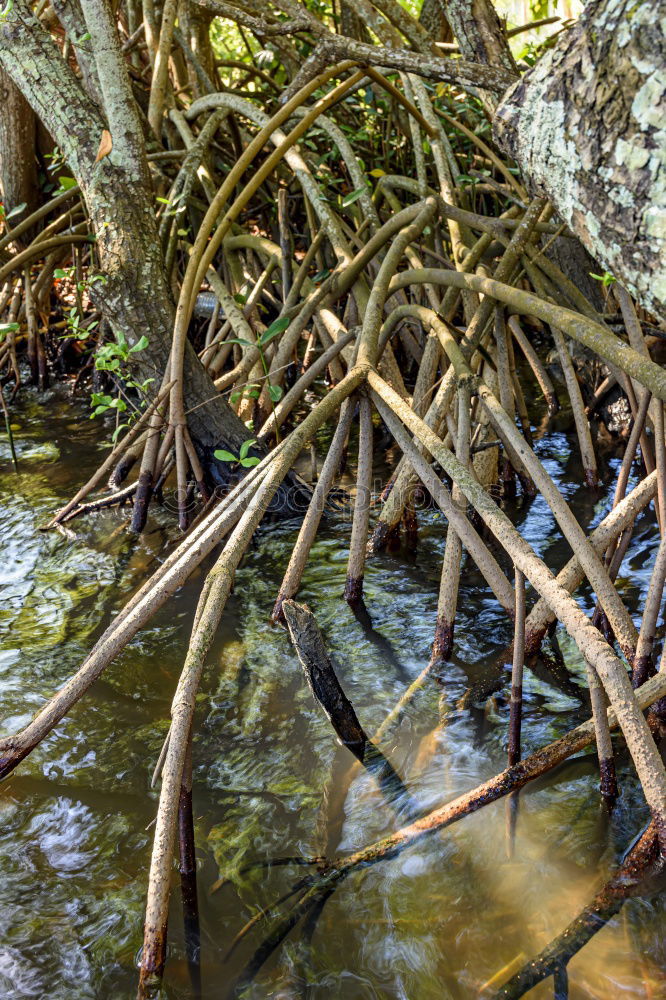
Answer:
268, 383, 283, 403
57, 176, 77, 191
129, 335, 149, 353
341, 187, 367, 207
239, 456, 260, 467
95, 129, 113, 163
259, 315, 289, 346
590, 271, 616, 287
239, 438, 256, 460
213, 449, 238, 464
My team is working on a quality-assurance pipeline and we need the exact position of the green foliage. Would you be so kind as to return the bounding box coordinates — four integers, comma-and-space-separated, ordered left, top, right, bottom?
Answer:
341, 186, 368, 207
156, 192, 187, 217
226, 315, 289, 430
213, 438, 261, 468
89, 331, 153, 440
529, 0, 551, 18
0, 322, 19, 342
590, 271, 616, 288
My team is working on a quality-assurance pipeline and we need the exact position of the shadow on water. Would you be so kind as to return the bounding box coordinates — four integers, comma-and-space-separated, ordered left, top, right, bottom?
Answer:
0, 387, 664, 999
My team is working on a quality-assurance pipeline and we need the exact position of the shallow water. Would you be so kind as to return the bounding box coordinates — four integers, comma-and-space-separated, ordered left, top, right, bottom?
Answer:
1, 387, 665, 1000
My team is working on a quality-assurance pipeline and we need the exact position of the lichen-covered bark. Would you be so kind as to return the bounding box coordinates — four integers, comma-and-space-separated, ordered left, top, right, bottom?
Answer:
495, 0, 666, 322
419, 0, 452, 45
51, 0, 102, 105
443, 0, 516, 75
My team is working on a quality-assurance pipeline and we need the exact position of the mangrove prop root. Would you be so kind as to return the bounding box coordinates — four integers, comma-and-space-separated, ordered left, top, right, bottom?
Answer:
283, 599, 417, 820
369, 372, 666, 841
488, 822, 664, 999
228, 674, 666, 987
283, 599, 368, 758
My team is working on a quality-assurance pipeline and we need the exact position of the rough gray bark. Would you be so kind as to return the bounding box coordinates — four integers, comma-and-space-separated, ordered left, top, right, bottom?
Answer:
495, 0, 666, 322
340, 0, 372, 44
442, 0, 516, 77
0, 65, 38, 227
0, 0, 259, 468
51, 0, 103, 105
441, 0, 516, 116
419, 0, 452, 44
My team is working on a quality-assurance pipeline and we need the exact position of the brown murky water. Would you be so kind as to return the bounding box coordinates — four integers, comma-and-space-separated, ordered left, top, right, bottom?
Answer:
1, 386, 665, 999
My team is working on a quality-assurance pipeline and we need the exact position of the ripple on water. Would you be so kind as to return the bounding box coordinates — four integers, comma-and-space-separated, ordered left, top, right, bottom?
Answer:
1, 390, 665, 998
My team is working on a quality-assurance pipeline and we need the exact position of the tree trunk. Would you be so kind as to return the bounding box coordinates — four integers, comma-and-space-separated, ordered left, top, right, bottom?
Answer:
419, 0, 452, 45
0, 65, 38, 230
442, 0, 516, 91
495, 0, 666, 323
0, 0, 260, 473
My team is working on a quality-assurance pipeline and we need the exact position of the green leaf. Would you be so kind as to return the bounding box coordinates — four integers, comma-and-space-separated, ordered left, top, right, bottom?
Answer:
90, 392, 113, 406
239, 438, 256, 460
259, 315, 290, 346
239, 456, 260, 468
111, 423, 129, 442
590, 271, 616, 287
156, 196, 171, 205
341, 187, 367, 207
213, 449, 238, 463
129, 335, 149, 353
268, 383, 283, 403
225, 337, 254, 348
6, 202, 26, 220
57, 176, 77, 191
